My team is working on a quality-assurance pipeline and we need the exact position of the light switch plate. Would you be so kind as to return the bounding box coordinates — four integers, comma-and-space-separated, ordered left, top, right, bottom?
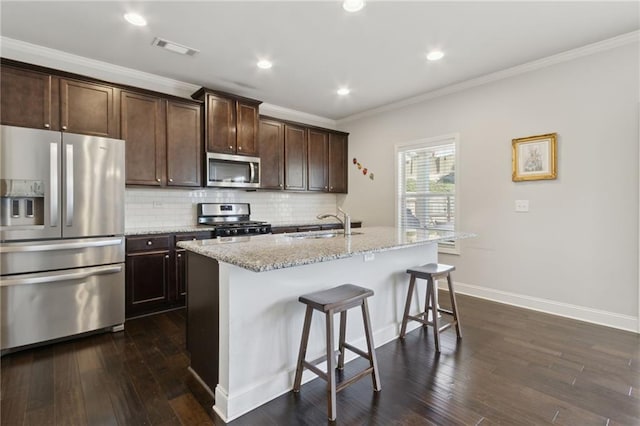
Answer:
364, 253, 375, 262
515, 200, 529, 212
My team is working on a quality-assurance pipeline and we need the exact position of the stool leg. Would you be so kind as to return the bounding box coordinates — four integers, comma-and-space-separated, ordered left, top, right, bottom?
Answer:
293, 306, 313, 392
447, 273, 462, 339
427, 277, 441, 352
325, 309, 337, 421
361, 299, 382, 391
338, 310, 347, 370
400, 274, 416, 338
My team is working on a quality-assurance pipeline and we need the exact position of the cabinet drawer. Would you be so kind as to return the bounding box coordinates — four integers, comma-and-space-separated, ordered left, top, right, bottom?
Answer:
126, 235, 171, 252
175, 232, 213, 245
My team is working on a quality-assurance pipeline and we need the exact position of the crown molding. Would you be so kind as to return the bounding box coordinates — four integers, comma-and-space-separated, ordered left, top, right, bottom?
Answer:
259, 103, 337, 129
338, 30, 640, 125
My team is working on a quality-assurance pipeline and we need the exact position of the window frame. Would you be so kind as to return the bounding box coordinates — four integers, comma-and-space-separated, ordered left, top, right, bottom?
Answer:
394, 133, 460, 255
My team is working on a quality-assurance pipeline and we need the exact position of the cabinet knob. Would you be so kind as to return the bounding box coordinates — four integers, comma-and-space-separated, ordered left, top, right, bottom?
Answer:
324, 186, 328, 189
62, 125, 67, 131
330, 186, 333, 190
169, 178, 173, 182
192, 237, 196, 240
238, 146, 242, 151
44, 123, 50, 129
165, 255, 169, 259
279, 184, 283, 188
146, 240, 153, 246
177, 253, 182, 258
156, 178, 161, 182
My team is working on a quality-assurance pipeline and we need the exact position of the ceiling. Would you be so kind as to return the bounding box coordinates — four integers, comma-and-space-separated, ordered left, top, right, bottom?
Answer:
1, 1, 638, 120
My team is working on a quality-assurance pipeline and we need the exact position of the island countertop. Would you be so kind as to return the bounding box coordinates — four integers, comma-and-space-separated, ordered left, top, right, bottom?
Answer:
177, 226, 474, 272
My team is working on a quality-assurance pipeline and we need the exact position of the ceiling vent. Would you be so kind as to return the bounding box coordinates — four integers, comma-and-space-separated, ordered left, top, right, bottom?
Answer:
151, 37, 199, 56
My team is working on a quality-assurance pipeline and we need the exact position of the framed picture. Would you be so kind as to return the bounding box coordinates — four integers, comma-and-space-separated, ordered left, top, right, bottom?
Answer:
512, 133, 557, 181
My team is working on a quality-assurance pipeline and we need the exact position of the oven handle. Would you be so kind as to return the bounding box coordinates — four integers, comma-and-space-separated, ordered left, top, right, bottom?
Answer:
0, 264, 123, 287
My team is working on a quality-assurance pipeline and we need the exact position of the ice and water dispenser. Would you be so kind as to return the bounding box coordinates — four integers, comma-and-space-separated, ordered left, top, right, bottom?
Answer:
0, 179, 44, 227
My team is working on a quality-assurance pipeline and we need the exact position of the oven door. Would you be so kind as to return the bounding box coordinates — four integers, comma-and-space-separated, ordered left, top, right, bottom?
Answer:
206, 153, 260, 188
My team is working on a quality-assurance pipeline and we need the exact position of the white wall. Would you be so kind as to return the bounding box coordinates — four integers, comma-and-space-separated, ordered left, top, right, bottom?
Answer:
339, 43, 639, 331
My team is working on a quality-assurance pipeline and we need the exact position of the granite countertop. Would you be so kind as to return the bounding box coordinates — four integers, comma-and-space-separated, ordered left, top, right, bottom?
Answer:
124, 225, 216, 236
177, 226, 475, 272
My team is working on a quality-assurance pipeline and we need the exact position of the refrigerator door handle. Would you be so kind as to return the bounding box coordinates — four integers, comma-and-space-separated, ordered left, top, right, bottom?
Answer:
65, 143, 74, 227
50, 142, 58, 227
0, 265, 123, 287
0, 237, 124, 253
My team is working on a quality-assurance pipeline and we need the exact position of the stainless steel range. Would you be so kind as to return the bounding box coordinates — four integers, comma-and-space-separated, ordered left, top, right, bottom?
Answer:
197, 203, 271, 237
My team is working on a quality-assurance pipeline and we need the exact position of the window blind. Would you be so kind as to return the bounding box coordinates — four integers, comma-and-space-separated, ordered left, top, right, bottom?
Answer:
397, 137, 457, 249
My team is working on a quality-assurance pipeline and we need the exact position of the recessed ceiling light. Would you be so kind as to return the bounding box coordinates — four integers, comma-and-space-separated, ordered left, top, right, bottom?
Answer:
257, 59, 273, 70
426, 50, 445, 61
337, 87, 351, 96
124, 13, 147, 27
343, 0, 365, 13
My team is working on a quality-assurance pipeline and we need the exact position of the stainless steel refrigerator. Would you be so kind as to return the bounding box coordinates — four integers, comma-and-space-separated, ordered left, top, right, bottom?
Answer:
0, 125, 125, 353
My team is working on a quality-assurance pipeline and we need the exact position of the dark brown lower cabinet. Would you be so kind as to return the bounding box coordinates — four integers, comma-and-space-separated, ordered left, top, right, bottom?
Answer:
125, 231, 213, 318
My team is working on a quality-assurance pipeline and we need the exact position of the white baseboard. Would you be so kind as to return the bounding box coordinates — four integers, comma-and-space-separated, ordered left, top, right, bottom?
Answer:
445, 281, 639, 333
213, 321, 411, 422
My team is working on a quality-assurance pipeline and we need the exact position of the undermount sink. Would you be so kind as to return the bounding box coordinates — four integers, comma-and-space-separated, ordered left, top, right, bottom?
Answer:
285, 231, 363, 239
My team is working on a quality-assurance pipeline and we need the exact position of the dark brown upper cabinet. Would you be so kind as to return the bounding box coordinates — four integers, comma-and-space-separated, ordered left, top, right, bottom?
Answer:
121, 91, 202, 187
284, 124, 308, 191
121, 91, 165, 186
1, 65, 58, 130
258, 115, 349, 193
1, 65, 119, 138
166, 100, 202, 187
258, 118, 285, 190
192, 88, 261, 156
307, 129, 329, 192
328, 132, 348, 193
59, 78, 119, 138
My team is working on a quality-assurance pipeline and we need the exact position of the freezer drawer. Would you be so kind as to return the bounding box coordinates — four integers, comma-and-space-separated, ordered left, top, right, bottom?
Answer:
0, 263, 124, 351
0, 236, 124, 275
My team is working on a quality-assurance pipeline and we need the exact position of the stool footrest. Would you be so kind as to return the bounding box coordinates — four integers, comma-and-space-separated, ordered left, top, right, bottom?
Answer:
302, 361, 328, 380
437, 322, 455, 333
437, 307, 454, 316
335, 367, 375, 393
407, 314, 429, 326
342, 342, 370, 361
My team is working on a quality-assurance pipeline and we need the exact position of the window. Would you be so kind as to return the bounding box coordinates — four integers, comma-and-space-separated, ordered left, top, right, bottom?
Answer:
396, 134, 459, 253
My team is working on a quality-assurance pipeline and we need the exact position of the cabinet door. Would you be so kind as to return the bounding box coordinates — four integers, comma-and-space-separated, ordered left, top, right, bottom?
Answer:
175, 249, 187, 301
284, 125, 307, 190
307, 129, 329, 191
205, 93, 235, 154
328, 133, 348, 193
60, 78, 119, 138
258, 119, 284, 190
236, 102, 259, 156
166, 100, 202, 187
125, 250, 171, 318
121, 91, 165, 186
0, 66, 58, 130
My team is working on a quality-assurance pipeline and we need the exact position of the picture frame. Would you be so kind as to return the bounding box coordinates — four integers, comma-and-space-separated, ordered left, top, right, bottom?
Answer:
512, 133, 557, 181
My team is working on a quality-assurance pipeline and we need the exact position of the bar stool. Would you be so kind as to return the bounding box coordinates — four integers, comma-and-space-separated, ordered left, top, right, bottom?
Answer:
399, 263, 462, 352
293, 284, 381, 421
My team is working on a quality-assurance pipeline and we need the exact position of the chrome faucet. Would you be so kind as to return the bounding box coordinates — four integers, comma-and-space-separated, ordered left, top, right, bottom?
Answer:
317, 207, 351, 236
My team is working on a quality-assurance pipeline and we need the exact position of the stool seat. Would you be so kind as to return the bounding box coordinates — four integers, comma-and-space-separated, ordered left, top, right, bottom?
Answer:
406, 263, 455, 278
400, 263, 462, 352
293, 283, 381, 421
299, 284, 374, 312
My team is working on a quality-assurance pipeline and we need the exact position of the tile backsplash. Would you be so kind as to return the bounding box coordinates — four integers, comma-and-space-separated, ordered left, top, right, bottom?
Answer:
125, 188, 338, 229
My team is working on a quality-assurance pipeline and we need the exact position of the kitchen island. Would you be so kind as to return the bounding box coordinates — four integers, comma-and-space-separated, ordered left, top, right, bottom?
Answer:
178, 226, 473, 422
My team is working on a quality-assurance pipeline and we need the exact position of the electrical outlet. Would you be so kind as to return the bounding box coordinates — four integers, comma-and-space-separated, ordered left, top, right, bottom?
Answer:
364, 253, 375, 262
515, 200, 529, 212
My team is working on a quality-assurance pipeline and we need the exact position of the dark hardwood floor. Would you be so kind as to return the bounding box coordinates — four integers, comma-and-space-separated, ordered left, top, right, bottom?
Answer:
2, 293, 639, 425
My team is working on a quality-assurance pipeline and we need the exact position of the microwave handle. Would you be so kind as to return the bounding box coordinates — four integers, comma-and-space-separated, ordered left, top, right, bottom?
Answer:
249, 162, 256, 183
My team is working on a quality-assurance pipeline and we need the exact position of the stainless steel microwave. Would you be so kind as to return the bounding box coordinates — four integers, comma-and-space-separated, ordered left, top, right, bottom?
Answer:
206, 152, 260, 188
